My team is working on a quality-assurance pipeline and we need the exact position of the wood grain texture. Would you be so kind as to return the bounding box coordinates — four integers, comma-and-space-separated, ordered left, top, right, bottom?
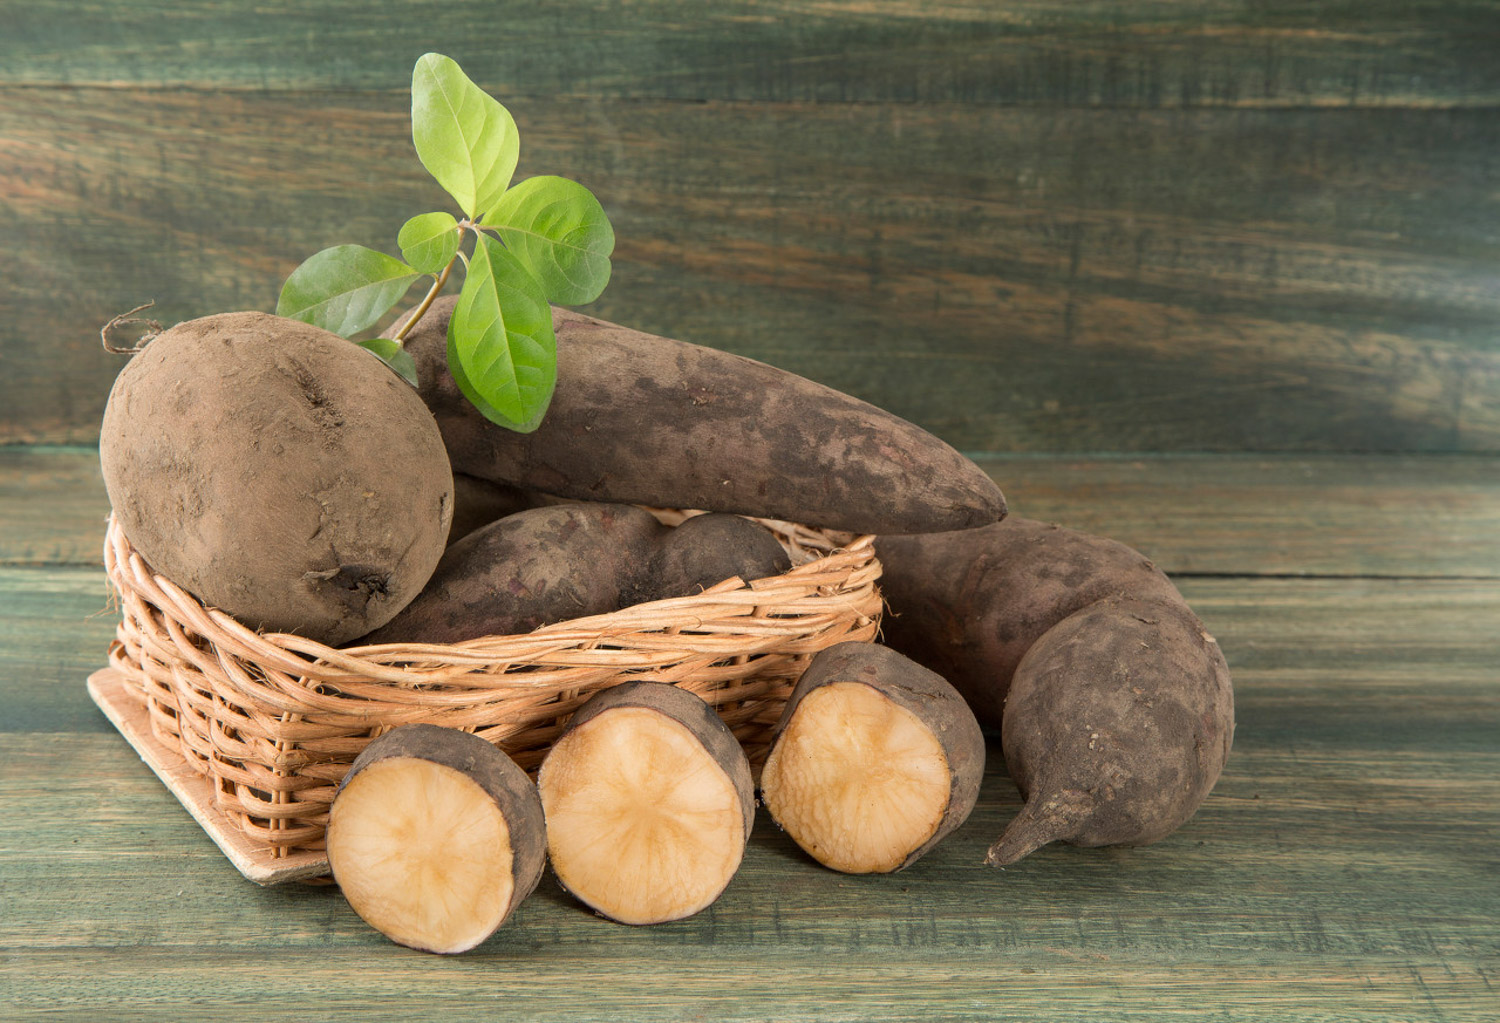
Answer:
3, 0, 1498, 108
0, 448, 110, 567
2, 453, 1498, 1019
984, 453, 1500, 578
2, 569, 1497, 1020
8, 447, 1499, 578
3, 88, 1497, 451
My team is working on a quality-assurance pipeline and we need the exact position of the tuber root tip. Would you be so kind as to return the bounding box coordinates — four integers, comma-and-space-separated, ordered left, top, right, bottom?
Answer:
984, 788, 1094, 867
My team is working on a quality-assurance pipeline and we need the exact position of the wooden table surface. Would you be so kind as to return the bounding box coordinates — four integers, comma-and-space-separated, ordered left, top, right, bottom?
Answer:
2, 446, 1496, 1021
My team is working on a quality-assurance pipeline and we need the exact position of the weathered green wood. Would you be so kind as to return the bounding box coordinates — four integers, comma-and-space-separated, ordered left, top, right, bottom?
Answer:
3, 0, 1497, 108
984, 453, 1500, 578
7, 449, 1500, 578
1, 571, 1496, 1020
3, 90, 1497, 451
0, 448, 110, 567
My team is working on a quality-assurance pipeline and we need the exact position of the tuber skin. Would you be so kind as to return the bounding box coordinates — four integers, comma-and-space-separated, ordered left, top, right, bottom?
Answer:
446, 473, 546, 546
99, 312, 453, 645
635, 512, 792, 604
877, 517, 1184, 729
876, 517, 1234, 864
399, 296, 1006, 535
760, 642, 985, 873
539, 682, 754, 925
988, 596, 1234, 866
357, 502, 667, 645
327, 723, 546, 953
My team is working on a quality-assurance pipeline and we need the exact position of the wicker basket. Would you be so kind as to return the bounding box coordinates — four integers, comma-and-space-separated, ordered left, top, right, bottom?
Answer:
100, 509, 882, 867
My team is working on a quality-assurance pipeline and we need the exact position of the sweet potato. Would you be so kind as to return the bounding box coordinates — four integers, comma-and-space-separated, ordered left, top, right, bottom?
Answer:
326, 724, 546, 953
399, 297, 1005, 535
357, 502, 666, 644
99, 312, 453, 645
987, 596, 1234, 865
538, 682, 754, 925
876, 517, 1183, 728
760, 642, 985, 873
635, 512, 792, 604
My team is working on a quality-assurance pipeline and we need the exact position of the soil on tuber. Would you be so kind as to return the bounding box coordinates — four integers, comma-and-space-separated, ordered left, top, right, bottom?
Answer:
398, 297, 1006, 535
635, 512, 792, 604
988, 596, 1235, 866
100, 312, 453, 645
357, 502, 667, 644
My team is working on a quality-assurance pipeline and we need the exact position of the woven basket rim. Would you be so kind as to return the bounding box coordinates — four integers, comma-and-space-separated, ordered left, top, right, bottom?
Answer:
103, 510, 880, 680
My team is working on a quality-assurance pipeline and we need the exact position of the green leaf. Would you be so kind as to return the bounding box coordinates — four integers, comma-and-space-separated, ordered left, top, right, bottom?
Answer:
448, 234, 556, 431
397, 212, 460, 275
276, 245, 421, 337
411, 53, 519, 219
487, 175, 614, 305
356, 338, 419, 388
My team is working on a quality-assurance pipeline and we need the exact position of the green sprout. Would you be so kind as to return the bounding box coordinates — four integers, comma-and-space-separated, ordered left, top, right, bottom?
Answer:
277, 53, 614, 432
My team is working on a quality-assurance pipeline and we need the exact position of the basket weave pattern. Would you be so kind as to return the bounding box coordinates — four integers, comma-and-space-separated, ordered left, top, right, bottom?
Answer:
102, 511, 882, 857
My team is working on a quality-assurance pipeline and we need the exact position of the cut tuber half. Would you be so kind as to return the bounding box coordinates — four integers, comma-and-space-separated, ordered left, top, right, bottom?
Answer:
538, 682, 753, 925
760, 642, 985, 873
326, 724, 546, 954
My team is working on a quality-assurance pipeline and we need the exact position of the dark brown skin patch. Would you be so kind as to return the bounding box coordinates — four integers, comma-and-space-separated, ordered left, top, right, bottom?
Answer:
399, 297, 1005, 535
358, 503, 668, 645
99, 311, 453, 645
987, 596, 1235, 866
636, 513, 792, 604
877, 517, 1184, 728
767, 641, 985, 869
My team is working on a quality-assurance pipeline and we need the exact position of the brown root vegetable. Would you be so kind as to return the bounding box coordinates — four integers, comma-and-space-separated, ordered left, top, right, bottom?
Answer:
400, 297, 1005, 535
876, 517, 1184, 728
636, 512, 792, 604
358, 502, 667, 645
99, 311, 453, 645
326, 724, 546, 954
760, 642, 984, 873
447, 472, 545, 546
538, 682, 754, 925
988, 596, 1234, 866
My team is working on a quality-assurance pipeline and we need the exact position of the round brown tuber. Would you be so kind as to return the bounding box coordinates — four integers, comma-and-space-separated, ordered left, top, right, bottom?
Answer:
987, 596, 1235, 866
635, 512, 792, 604
99, 311, 453, 645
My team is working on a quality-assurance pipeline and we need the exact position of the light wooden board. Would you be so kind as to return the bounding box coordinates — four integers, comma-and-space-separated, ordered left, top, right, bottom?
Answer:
85, 668, 330, 885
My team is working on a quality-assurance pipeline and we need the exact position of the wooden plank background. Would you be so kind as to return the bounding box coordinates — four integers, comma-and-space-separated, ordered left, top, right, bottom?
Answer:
2, 1, 1497, 451
3, 455, 1498, 1020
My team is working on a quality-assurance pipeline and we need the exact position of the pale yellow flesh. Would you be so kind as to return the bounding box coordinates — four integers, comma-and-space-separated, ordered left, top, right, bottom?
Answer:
761, 682, 951, 873
539, 707, 746, 925
327, 757, 515, 953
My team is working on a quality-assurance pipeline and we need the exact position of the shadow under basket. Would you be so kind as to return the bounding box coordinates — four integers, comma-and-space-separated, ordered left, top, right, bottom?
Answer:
90, 511, 883, 884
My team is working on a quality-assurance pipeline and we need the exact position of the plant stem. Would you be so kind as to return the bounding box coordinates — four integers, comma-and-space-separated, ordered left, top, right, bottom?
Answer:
391, 257, 455, 343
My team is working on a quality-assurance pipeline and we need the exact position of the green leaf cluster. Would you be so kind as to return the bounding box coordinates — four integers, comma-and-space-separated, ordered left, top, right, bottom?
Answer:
276, 53, 614, 431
